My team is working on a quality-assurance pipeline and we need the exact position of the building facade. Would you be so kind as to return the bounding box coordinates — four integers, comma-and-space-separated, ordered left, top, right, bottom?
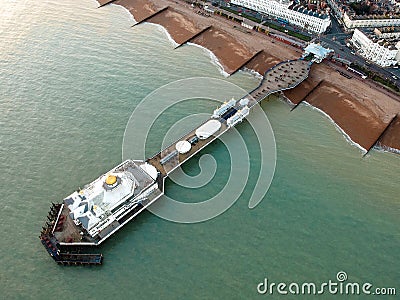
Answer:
326, 0, 344, 21
343, 12, 400, 29
230, 0, 331, 34
350, 28, 400, 67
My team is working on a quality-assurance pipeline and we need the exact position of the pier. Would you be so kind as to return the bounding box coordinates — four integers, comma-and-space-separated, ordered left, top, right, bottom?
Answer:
40, 46, 323, 264
40, 57, 312, 265
39, 203, 103, 265
148, 58, 311, 177
249, 59, 311, 103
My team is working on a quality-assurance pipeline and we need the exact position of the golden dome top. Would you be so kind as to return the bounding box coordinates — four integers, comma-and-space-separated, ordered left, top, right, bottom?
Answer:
105, 174, 117, 185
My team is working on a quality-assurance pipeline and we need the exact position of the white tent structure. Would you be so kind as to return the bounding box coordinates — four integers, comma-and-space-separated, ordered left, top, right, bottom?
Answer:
175, 141, 191, 154
195, 120, 221, 139
140, 163, 158, 180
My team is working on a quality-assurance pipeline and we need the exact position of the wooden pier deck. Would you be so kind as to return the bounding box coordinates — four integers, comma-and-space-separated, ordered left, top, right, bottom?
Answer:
40, 58, 311, 265
148, 120, 229, 176
148, 58, 311, 178
249, 59, 311, 104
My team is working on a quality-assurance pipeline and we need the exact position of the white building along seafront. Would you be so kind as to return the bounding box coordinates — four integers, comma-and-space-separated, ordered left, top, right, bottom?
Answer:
326, 0, 400, 30
230, 0, 331, 34
350, 28, 400, 67
343, 12, 400, 30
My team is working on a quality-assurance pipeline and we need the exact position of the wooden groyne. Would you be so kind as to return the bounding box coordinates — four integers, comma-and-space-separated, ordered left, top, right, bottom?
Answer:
174, 26, 212, 49
97, 0, 117, 7
363, 114, 398, 157
290, 80, 324, 111
229, 50, 263, 76
132, 6, 169, 27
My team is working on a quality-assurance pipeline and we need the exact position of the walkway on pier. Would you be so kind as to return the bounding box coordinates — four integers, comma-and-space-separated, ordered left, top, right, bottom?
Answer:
248, 59, 311, 104
148, 58, 311, 177
148, 121, 229, 176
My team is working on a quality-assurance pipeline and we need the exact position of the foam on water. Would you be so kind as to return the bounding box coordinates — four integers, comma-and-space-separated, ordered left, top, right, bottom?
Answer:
303, 101, 367, 153
375, 144, 400, 155
110, 3, 137, 24
146, 22, 180, 48
1, 0, 399, 299
241, 67, 263, 80
187, 42, 230, 77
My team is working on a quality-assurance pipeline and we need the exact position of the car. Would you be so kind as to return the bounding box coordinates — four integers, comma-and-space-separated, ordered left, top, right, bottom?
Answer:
351, 51, 355, 55
392, 75, 398, 80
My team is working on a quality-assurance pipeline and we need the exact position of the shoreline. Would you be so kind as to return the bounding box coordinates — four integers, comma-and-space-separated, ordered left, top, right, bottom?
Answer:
97, 0, 399, 155
109, 3, 137, 24
186, 42, 229, 77
111, 2, 230, 76
303, 102, 367, 153
147, 22, 180, 48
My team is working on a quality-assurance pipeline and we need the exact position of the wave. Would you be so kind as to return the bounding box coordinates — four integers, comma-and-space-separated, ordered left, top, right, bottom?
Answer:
96, 0, 399, 156
110, 3, 137, 24
240, 67, 263, 80
107, 3, 177, 48
302, 101, 367, 153
374, 144, 400, 155
280, 93, 296, 107
145, 22, 180, 48
187, 42, 229, 78
101, 1, 230, 77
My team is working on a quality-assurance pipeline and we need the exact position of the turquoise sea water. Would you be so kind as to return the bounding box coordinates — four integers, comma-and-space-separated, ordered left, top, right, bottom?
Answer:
0, 0, 399, 299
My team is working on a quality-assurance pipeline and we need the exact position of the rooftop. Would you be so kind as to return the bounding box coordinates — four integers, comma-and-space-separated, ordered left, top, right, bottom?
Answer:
304, 43, 333, 59
63, 160, 156, 234
289, 1, 330, 20
356, 28, 400, 49
330, 0, 400, 20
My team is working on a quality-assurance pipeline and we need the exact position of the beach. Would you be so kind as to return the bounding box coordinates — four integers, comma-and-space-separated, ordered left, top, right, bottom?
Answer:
104, 0, 399, 153
1, 1, 400, 297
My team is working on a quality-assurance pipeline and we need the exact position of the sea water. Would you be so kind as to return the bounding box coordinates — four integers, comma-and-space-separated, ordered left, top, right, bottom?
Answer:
0, 0, 399, 298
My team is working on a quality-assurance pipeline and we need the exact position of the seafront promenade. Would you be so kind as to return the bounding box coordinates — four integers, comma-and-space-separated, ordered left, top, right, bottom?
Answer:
96, 0, 400, 153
